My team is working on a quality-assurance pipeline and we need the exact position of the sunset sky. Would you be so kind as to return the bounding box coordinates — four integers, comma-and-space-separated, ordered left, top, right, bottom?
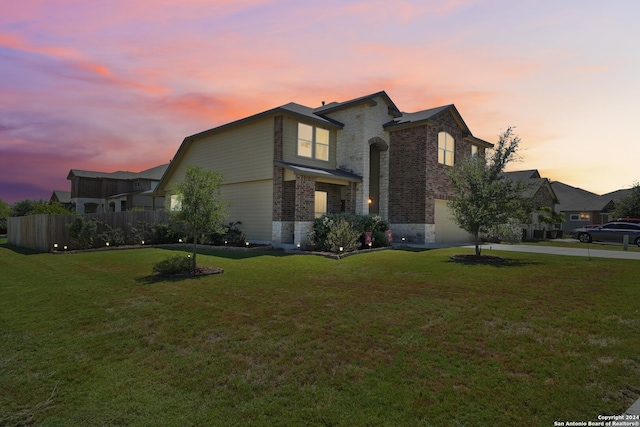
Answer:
1, 0, 639, 204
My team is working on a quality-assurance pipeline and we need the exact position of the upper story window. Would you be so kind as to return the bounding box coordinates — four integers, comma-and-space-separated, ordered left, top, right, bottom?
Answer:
438, 132, 455, 166
298, 123, 329, 161
471, 145, 478, 158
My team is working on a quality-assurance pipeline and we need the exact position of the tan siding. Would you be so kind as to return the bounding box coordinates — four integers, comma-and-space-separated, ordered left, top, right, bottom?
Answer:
282, 115, 337, 169
165, 117, 274, 192
434, 199, 474, 244
221, 180, 273, 242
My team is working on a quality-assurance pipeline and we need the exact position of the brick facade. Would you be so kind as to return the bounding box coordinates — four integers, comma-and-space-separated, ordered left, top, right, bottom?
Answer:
295, 174, 316, 222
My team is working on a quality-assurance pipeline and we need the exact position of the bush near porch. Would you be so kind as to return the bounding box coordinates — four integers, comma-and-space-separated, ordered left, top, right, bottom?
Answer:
310, 213, 390, 252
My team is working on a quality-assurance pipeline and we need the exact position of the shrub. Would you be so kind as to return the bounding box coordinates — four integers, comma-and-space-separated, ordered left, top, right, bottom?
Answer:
128, 220, 153, 245
206, 221, 246, 246
326, 219, 361, 253
311, 213, 390, 251
68, 216, 98, 249
97, 222, 125, 247
152, 254, 193, 275
0, 218, 7, 235
151, 222, 183, 244
485, 217, 523, 244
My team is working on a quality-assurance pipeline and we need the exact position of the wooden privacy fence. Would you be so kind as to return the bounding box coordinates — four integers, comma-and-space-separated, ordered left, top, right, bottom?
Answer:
8, 211, 170, 253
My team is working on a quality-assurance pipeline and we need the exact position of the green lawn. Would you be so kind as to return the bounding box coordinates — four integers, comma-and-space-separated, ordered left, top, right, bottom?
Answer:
1, 238, 639, 426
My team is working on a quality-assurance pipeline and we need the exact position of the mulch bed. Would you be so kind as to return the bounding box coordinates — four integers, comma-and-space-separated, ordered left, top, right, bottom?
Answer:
158, 266, 224, 279
450, 254, 506, 263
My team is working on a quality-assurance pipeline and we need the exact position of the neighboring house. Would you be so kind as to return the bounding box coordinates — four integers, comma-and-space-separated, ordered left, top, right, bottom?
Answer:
154, 91, 494, 246
50, 190, 72, 210
504, 170, 558, 237
550, 181, 617, 231
68, 164, 168, 213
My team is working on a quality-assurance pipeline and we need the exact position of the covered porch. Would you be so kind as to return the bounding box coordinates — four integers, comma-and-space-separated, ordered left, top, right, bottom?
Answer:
272, 161, 362, 246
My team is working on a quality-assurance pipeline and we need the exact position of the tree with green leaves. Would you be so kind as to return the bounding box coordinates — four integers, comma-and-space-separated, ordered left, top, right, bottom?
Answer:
0, 197, 10, 218
11, 199, 71, 216
448, 127, 527, 256
612, 182, 640, 219
171, 166, 227, 272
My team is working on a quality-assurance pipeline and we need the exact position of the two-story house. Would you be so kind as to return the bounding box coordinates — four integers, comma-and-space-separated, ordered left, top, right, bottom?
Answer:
154, 91, 493, 246
68, 164, 168, 213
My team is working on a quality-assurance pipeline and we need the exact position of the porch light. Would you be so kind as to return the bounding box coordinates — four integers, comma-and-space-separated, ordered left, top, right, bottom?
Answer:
368, 197, 373, 205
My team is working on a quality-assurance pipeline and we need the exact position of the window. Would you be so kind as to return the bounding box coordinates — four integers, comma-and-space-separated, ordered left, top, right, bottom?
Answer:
314, 191, 327, 218
170, 195, 182, 211
438, 132, 455, 166
298, 123, 329, 161
571, 213, 590, 221
471, 145, 478, 157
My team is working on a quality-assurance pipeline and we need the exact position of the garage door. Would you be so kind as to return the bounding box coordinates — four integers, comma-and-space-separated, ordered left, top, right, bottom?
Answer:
434, 199, 474, 244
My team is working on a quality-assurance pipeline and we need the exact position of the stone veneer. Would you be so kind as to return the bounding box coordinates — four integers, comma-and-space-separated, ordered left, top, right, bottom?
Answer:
322, 97, 393, 217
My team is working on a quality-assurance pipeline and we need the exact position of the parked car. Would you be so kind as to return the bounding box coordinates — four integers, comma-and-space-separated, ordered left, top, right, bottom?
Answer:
614, 218, 640, 224
570, 222, 640, 246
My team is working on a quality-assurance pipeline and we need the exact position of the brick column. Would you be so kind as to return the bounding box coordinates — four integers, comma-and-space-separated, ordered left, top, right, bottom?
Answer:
345, 182, 357, 214
295, 174, 315, 221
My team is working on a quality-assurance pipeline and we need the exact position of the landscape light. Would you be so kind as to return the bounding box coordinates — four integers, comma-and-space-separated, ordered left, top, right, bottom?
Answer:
53, 243, 58, 249
339, 246, 343, 252
141, 240, 145, 245
105, 242, 109, 247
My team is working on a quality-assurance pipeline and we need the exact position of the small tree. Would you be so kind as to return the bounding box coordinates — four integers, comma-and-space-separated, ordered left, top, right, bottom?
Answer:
171, 166, 227, 271
612, 182, 640, 219
448, 127, 526, 256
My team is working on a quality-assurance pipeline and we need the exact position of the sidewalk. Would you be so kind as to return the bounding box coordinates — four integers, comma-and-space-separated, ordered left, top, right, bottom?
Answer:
469, 242, 640, 260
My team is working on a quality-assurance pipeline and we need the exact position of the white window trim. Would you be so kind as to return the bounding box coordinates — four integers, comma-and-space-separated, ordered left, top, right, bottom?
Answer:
298, 123, 329, 162
438, 131, 455, 166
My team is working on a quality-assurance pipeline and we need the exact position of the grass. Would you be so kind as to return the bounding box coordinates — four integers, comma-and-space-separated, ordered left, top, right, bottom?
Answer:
1, 238, 640, 426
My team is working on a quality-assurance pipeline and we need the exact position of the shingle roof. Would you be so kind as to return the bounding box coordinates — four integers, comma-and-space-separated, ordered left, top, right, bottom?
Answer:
550, 181, 612, 211
274, 161, 362, 182
503, 171, 558, 202
51, 190, 71, 203
383, 105, 452, 127
67, 164, 168, 181
314, 91, 402, 117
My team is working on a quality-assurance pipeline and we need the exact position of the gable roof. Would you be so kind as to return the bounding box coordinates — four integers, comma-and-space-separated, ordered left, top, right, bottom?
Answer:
50, 190, 71, 204
383, 104, 493, 148
314, 91, 402, 118
67, 164, 168, 181
601, 188, 631, 203
505, 170, 558, 202
550, 181, 613, 211
505, 169, 541, 181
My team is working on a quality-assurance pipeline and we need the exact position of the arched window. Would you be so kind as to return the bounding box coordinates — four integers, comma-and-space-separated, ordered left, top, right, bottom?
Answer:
438, 132, 455, 166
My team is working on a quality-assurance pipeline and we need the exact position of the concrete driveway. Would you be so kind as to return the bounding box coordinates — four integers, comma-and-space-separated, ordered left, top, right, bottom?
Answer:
469, 242, 640, 260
